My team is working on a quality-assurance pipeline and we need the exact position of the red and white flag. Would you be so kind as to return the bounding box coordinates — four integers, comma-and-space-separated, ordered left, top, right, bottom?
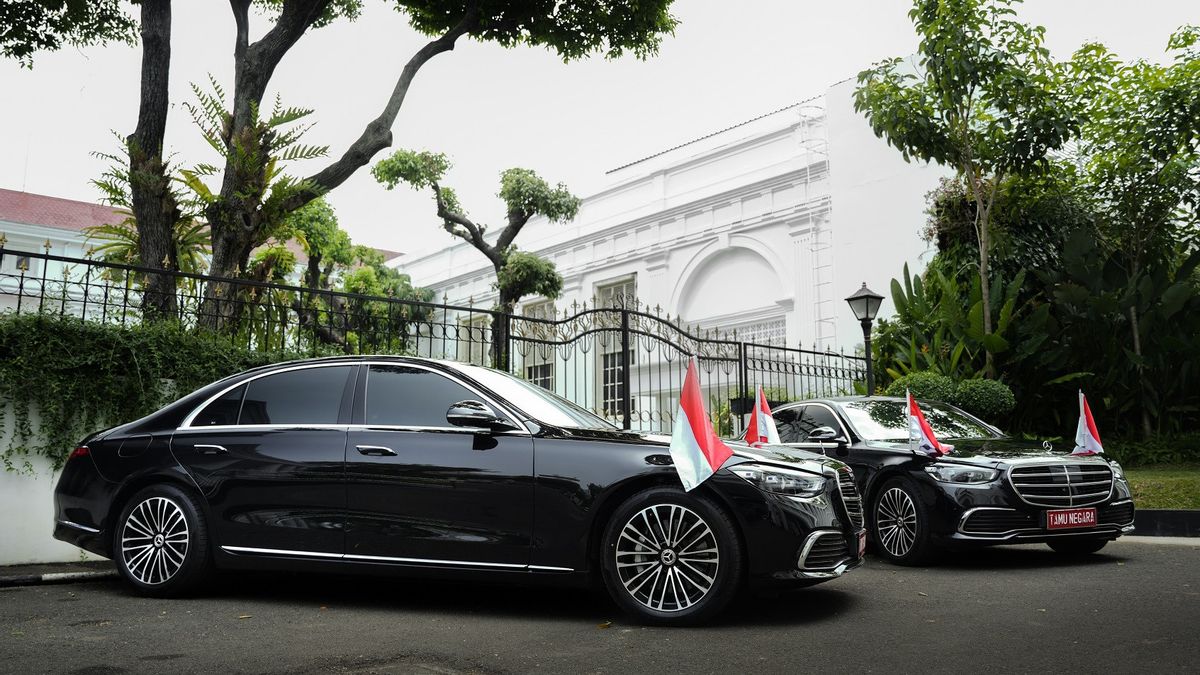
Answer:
743, 386, 781, 447
908, 389, 950, 457
1073, 390, 1104, 455
669, 357, 734, 491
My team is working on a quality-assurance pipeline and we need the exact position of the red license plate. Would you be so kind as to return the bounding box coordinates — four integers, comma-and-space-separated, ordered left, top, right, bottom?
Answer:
1046, 507, 1098, 530
857, 530, 867, 557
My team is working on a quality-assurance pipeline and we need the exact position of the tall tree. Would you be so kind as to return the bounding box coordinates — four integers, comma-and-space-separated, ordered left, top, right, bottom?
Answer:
373, 149, 579, 367
853, 0, 1077, 375
171, 0, 675, 327
1065, 26, 1200, 438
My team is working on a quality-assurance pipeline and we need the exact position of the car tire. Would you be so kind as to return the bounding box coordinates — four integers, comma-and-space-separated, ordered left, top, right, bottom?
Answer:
113, 484, 211, 597
1047, 537, 1109, 555
870, 477, 940, 566
600, 486, 743, 626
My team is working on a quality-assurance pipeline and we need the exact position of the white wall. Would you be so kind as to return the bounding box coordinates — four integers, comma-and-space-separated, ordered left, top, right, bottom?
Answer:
826, 78, 944, 350
0, 405, 103, 565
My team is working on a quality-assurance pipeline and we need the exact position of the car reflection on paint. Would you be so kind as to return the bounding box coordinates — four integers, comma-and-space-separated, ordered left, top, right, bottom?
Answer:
53, 356, 865, 625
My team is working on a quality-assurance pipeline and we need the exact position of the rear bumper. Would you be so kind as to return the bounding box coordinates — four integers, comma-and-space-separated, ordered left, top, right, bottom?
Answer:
52, 454, 118, 559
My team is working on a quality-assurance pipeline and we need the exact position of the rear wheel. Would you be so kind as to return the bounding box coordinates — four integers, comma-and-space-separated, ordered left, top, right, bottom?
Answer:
113, 484, 211, 596
870, 477, 940, 566
600, 486, 743, 625
1047, 537, 1109, 555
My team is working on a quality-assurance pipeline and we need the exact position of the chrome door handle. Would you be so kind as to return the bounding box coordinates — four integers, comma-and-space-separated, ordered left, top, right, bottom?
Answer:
194, 444, 228, 455
356, 445, 397, 457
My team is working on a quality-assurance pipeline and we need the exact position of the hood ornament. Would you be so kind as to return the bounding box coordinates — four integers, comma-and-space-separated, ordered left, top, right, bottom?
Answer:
1042, 440, 1054, 451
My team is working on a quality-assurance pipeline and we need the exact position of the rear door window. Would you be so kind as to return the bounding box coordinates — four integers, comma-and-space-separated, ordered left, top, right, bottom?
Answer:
191, 384, 247, 426
239, 366, 353, 425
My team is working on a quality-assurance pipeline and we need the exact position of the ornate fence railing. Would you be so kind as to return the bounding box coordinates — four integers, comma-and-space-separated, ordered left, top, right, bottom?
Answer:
0, 247, 866, 435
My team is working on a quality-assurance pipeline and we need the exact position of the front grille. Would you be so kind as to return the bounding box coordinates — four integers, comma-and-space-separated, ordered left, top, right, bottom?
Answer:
836, 469, 864, 529
802, 533, 850, 570
961, 509, 1037, 534
1100, 500, 1135, 525
1008, 463, 1114, 507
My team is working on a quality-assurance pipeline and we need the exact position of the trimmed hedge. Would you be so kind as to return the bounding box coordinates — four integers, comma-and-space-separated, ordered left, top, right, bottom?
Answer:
884, 372, 956, 403
952, 378, 1016, 421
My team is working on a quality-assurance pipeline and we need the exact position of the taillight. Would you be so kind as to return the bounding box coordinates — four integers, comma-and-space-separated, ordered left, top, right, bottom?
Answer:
69, 446, 90, 460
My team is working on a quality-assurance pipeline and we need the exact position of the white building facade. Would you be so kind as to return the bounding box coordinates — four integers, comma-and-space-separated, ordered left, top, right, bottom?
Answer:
397, 79, 946, 355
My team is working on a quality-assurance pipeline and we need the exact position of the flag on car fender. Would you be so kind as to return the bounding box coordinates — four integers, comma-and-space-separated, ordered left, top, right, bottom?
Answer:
743, 386, 781, 447
669, 356, 734, 491
908, 390, 950, 456
1073, 390, 1104, 455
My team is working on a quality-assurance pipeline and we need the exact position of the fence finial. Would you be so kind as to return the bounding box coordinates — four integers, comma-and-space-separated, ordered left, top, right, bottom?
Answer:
0, 232, 7, 247
43, 238, 53, 252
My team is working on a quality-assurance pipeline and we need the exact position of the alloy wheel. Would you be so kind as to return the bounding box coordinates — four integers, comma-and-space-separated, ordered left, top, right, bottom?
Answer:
614, 503, 719, 613
120, 496, 190, 585
876, 487, 918, 558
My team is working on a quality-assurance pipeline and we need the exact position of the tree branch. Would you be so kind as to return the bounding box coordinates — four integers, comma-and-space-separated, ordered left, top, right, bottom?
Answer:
495, 209, 532, 251
282, 6, 481, 212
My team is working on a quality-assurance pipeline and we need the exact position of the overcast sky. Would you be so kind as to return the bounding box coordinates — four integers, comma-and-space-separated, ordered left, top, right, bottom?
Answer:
1, 1, 1195, 258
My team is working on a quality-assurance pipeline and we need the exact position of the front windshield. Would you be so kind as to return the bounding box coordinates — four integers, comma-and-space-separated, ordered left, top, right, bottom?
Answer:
840, 399, 999, 442
454, 363, 617, 431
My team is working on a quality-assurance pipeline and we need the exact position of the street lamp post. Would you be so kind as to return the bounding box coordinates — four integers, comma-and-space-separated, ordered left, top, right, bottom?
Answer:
845, 282, 884, 395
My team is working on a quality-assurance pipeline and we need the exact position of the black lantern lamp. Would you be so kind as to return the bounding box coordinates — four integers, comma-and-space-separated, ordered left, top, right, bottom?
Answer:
845, 282, 884, 395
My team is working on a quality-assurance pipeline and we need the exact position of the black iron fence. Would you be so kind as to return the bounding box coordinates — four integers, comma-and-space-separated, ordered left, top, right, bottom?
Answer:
0, 247, 866, 435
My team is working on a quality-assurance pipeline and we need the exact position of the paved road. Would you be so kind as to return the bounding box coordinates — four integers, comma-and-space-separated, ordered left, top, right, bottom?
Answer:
2, 539, 1196, 674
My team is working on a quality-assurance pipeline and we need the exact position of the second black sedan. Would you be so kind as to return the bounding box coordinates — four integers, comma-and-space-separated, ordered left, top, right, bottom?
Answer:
770, 397, 1135, 565
54, 356, 865, 625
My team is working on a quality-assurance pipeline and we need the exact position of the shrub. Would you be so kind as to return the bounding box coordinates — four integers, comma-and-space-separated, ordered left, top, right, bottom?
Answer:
0, 314, 312, 472
884, 371, 955, 402
952, 378, 1016, 423
1103, 434, 1200, 467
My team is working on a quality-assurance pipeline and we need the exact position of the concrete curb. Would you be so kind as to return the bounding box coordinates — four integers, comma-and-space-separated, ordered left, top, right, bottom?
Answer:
0, 563, 117, 588
1133, 509, 1200, 538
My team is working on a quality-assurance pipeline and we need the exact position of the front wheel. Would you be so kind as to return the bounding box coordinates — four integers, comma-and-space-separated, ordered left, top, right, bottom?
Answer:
870, 477, 940, 566
113, 484, 211, 597
1047, 538, 1109, 555
600, 486, 743, 625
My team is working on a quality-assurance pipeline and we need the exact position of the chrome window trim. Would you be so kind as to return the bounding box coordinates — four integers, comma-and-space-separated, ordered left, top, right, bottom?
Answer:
179, 362, 357, 429
219, 545, 573, 572
179, 360, 530, 435
359, 361, 530, 435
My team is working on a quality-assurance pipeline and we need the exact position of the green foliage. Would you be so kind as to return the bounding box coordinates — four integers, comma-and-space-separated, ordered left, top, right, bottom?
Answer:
0, 0, 135, 67
496, 250, 563, 303
884, 372, 956, 403
1107, 439, 1200, 469
0, 314, 304, 472
371, 149, 451, 192
87, 134, 211, 274
952, 378, 1016, 421
854, 0, 1076, 176
401, 0, 678, 61
183, 76, 330, 253
280, 197, 354, 289
498, 169, 581, 223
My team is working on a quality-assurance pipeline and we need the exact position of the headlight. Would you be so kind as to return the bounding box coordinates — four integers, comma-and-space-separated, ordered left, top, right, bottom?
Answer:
731, 463, 827, 497
1108, 460, 1125, 480
924, 464, 999, 484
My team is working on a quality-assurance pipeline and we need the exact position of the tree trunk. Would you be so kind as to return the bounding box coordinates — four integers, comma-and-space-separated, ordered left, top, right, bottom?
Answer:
1127, 258, 1153, 440
979, 210, 993, 376
128, 0, 177, 321
198, 221, 252, 331
491, 271, 516, 371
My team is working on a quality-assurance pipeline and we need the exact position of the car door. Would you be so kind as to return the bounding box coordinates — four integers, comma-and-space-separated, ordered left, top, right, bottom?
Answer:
344, 363, 534, 567
171, 364, 355, 556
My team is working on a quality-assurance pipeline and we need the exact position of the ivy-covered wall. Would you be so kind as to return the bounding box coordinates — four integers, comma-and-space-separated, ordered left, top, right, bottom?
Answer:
0, 314, 309, 472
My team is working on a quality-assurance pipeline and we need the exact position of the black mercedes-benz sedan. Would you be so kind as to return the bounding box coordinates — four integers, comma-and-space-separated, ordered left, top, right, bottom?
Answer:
769, 396, 1135, 565
54, 356, 864, 624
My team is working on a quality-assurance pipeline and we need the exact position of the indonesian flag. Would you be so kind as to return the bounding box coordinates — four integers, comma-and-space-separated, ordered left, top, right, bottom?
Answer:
1073, 391, 1104, 455
908, 389, 949, 457
743, 386, 781, 447
669, 357, 734, 491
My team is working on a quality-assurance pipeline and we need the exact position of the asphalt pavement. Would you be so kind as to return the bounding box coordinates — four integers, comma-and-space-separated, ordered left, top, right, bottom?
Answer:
1, 538, 1196, 674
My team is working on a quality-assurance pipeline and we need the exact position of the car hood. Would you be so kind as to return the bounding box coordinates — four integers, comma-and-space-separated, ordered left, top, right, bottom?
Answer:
866, 437, 1110, 468
639, 434, 845, 474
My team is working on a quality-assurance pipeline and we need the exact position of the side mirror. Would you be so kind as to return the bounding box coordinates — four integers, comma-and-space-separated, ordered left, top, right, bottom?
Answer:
446, 400, 521, 433
807, 426, 848, 444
